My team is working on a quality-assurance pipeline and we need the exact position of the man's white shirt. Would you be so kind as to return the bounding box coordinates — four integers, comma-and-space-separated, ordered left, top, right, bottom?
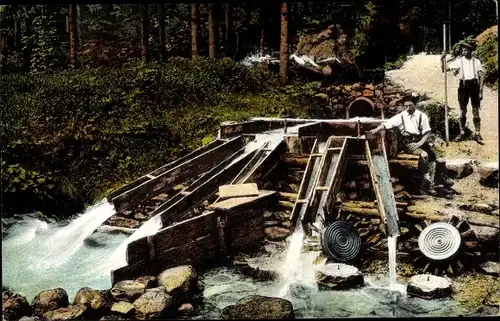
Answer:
447, 56, 484, 80
383, 110, 431, 136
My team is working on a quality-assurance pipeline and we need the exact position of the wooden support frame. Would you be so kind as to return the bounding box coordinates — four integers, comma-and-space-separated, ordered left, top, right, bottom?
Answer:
110, 136, 244, 213
107, 139, 226, 201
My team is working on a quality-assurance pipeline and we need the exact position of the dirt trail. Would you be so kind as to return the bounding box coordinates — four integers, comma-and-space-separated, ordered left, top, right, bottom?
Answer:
386, 53, 498, 205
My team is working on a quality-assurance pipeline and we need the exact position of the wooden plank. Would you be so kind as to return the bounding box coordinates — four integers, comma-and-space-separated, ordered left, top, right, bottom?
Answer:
126, 237, 150, 265
209, 190, 277, 211
107, 139, 225, 201
147, 146, 245, 218
290, 139, 319, 227
150, 139, 226, 177
225, 206, 263, 227
152, 210, 217, 256
159, 149, 259, 227
228, 215, 265, 254
219, 121, 257, 138
297, 122, 325, 136
243, 140, 287, 184
219, 183, 259, 199
230, 142, 270, 184
111, 136, 244, 212
153, 234, 218, 273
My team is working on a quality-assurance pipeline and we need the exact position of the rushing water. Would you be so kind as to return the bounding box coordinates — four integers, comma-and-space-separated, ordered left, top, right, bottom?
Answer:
388, 236, 398, 286
277, 141, 327, 296
2, 212, 127, 302
103, 214, 163, 271
34, 199, 116, 269
196, 266, 472, 319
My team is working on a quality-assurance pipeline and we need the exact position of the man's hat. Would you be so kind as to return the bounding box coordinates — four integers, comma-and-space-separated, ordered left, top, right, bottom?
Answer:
459, 41, 476, 49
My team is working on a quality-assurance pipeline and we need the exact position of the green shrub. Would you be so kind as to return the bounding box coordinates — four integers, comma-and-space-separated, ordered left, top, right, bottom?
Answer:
0, 59, 310, 217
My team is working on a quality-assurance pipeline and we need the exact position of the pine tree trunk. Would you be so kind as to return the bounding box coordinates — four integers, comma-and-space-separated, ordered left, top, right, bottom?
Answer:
140, 4, 149, 63
208, 3, 216, 58
225, 3, 233, 58
279, 1, 289, 85
260, 5, 265, 57
191, 3, 199, 58
158, 4, 166, 61
68, 4, 77, 67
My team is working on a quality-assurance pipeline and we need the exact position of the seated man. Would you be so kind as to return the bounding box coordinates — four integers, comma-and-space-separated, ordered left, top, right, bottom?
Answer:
368, 101, 453, 195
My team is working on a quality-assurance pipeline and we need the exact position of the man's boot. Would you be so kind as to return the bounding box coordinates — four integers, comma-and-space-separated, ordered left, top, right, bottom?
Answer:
435, 158, 454, 187
423, 162, 437, 195
473, 117, 483, 143
454, 117, 466, 141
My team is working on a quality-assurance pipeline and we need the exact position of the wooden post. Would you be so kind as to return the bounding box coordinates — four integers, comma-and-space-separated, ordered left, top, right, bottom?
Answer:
191, 3, 199, 58
140, 4, 149, 63
443, 23, 449, 145
208, 3, 216, 58
158, 4, 166, 61
68, 4, 77, 67
279, 1, 289, 86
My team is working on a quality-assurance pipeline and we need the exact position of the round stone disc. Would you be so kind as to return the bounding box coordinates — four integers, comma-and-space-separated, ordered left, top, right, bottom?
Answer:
418, 222, 462, 261
320, 221, 361, 262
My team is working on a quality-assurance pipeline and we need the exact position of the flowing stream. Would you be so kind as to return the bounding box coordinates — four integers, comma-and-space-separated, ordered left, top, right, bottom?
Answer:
2, 200, 126, 302
388, 236, 398, 286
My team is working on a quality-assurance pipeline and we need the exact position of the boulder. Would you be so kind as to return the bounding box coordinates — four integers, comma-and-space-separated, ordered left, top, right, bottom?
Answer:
110, 276, 156, 302
445, 159, 475, 178
316, 263, 364, 290
43, 305, 89, 321
73, 287, 109, 316
264, 227, 290, 241
31, 288, 69, 317
3, 291, 32, 320
133, 287, 173, 320
477, 162, 499, 185
407, 275, 452, 299
157, 265, 198, 299
178, 303, 195, 315
110, 301, 135, 317
221, 295, 294, 320
478, 261, 500, 276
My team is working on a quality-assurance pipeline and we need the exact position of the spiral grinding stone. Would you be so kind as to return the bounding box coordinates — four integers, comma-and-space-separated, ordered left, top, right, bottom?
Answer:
320, 221, 362, 262
418, 222, 462, 261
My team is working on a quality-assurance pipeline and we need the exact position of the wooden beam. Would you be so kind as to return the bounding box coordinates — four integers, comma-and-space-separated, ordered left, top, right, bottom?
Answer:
158, 147, 259, 227
111, 136, 244, 213
107, 139, 225, 201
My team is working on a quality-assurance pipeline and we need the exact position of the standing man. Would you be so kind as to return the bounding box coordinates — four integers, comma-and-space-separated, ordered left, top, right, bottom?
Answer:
368, 101, 453, 195
440, 42, 485, 143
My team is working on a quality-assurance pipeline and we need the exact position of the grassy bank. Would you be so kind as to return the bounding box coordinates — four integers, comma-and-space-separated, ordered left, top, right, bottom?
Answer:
1, 58, 318, 217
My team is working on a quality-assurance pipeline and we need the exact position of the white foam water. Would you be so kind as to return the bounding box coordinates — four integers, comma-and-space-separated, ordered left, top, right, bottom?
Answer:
388, 235, 398, 286
36, 199, 116, 268
2, 209, 127, 302
103, 214, 163, 271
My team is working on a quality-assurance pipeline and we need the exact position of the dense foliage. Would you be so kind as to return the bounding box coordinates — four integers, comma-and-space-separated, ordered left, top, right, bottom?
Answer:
1, 59, 317, 216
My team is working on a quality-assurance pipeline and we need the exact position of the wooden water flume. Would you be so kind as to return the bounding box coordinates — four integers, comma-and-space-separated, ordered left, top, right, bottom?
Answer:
104, 117, 493, 284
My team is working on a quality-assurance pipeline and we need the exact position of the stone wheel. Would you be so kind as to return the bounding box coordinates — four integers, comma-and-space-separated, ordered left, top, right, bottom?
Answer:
409, 215, 478, 276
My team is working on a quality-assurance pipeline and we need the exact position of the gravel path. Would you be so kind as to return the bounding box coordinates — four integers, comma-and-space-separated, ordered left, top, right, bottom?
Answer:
386, 53, 498, 204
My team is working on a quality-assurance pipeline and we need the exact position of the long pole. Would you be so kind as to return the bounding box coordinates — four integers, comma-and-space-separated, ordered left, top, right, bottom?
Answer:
443, 23, 449, 145
448, 0, 452, 51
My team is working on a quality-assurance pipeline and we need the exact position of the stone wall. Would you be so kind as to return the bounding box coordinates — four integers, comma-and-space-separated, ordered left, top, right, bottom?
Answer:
317, 80, 428, 120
